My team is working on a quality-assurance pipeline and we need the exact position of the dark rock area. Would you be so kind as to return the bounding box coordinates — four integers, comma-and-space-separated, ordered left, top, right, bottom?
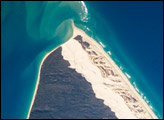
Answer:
74, 35, 83, 43
29, 47, 117, 119
74, 35, 90, 50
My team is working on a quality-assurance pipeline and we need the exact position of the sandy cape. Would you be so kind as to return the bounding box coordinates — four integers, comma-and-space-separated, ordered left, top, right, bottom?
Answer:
27, 22, 157, 119
61, 23, 157, 119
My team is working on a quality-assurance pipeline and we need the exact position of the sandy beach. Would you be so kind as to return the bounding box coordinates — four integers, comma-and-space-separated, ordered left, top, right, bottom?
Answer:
27, 21, 157, 119
27, 46, 60, 119
61, 23, 158, 119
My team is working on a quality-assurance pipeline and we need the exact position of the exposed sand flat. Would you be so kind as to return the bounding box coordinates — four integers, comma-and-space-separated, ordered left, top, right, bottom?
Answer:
61, 23, 158, 119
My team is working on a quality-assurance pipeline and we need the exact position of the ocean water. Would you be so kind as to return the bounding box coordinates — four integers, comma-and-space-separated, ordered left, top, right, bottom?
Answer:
1, 1, 163, 119
84, 1, 163, 118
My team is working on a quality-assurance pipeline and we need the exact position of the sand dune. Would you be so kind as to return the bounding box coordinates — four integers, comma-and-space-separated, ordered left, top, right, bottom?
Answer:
28, 22, 157, 119
61, 23, 157, 119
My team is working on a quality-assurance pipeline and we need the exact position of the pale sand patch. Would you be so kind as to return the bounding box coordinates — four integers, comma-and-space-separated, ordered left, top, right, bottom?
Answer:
62, 37, 136, 119
27, 21, 157, 119
61, 23, 157, 119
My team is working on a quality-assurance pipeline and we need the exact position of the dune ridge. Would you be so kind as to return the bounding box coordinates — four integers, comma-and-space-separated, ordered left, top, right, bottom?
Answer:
61, 23, 157, 119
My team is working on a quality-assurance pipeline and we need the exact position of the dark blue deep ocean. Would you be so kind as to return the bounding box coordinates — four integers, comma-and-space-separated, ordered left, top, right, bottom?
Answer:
1, 1, 163, 119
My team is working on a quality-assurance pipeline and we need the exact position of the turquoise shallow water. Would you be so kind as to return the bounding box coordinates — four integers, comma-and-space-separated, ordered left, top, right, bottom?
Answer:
1, 1, 163, 119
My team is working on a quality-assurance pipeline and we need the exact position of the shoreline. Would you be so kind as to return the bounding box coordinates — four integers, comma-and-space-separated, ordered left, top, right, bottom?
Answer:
26, 46, 60, 119
27, 21, 158, 119
71, 23, 157, 119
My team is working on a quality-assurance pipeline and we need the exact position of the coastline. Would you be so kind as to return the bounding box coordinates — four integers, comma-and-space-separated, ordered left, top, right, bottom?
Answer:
71, 24, 158, 119
27, 21, 158, 119
26, 46, 60, 119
